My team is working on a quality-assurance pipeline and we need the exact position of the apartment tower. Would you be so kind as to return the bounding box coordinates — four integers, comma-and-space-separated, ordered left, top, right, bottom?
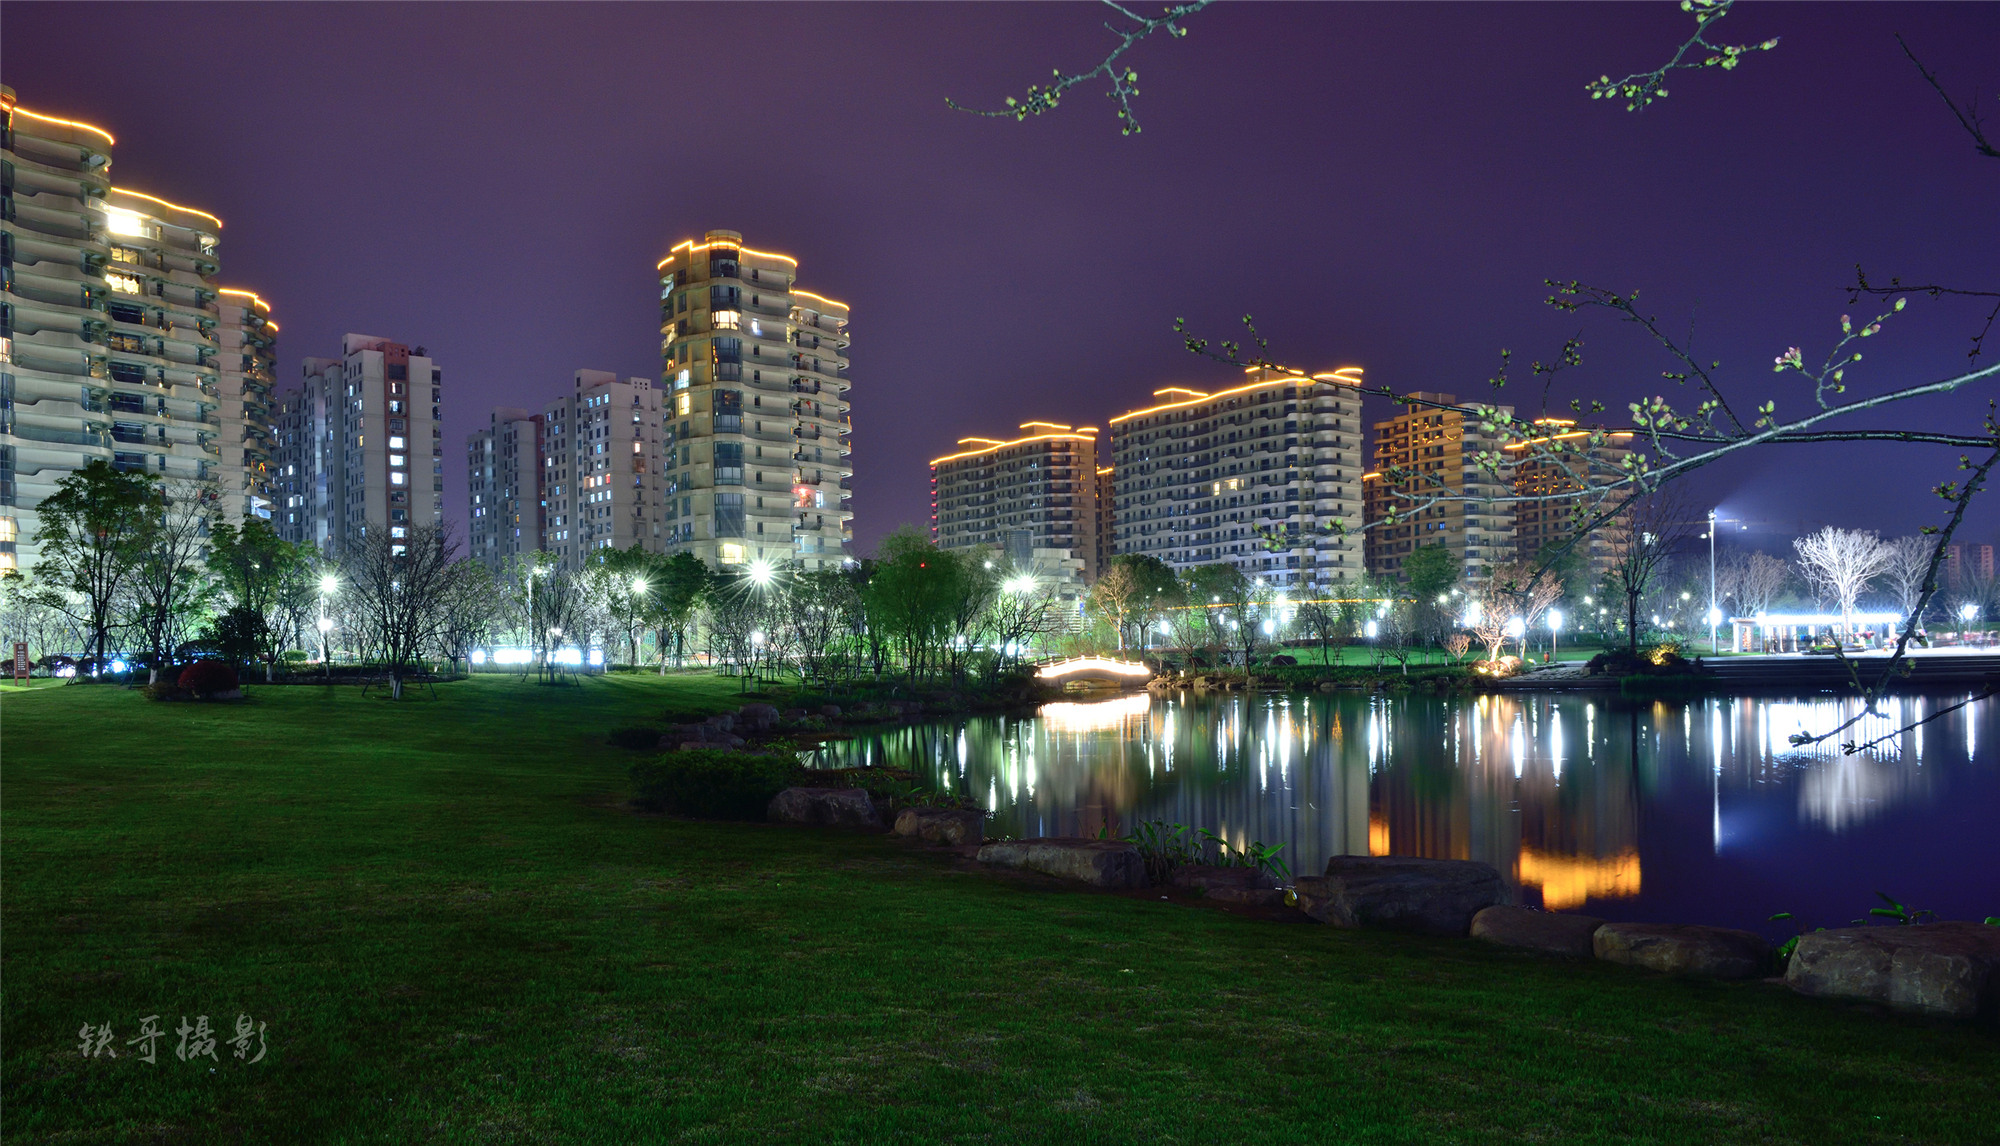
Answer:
214, 288, 277, 526
1507, 418, 1633, 576
1362, 393, 1515, 582
929, 422, 1102, 578
3, 88, 258, 570
275, 334, 441, 556
466, 406, 542, 575
1107, 368, 1366, 588
657, 230, 851, 570
541, 370, 663, 570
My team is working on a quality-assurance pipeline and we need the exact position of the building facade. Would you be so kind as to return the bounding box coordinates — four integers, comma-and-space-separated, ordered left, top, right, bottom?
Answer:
1107, 369, 1366, 589
541, 370, 663, 570
1944, 543, 1995, 589
929, 422, 1102, 578
3, 87, 274, 573
213, 288, 277, 526
275, 334, 441, 557
1507, 419, 1634, 577
466, 406, 542, 575
1362, 393, 1515, 583
657, 230, 850, 570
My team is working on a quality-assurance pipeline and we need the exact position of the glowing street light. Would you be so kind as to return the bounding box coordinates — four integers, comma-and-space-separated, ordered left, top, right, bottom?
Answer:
748, 559, 774, 587
320, 574, 339, 595
631, 577, 648, 596
1004, 574, 1036, 595
1548, 609, 1563, 663
1363, 620, 1379, 640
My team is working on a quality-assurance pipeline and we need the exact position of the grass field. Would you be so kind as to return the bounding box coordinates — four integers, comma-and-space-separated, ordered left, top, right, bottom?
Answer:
5, 675, 1994, 1143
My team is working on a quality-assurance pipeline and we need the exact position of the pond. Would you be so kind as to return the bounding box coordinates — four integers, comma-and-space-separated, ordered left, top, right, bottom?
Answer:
810, 690, 2000, 934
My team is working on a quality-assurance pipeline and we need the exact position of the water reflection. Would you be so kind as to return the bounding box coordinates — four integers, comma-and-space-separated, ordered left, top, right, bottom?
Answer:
811, 691, 2000, 930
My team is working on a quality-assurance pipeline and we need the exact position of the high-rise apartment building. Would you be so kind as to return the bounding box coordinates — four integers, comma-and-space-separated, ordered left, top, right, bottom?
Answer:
1362, 393, 1515, 583
1944, 543, 1995, 589
275, 334, 441, 557
1507, 419, 1633, 577
3, 88, 261, 572
214, 288, 277, 526
466, 406, 542, 575
657, 230, 851, 570
540, 370, 663, 569
930, 422, 1102, 577
1094, 463, 1115, 579
1107, 369, 1367, 588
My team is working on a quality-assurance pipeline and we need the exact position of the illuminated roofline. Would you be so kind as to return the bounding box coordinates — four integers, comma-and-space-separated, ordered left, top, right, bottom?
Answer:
10, 105, 116, 146
1112, 369, 1364, 425
1501, 430, 1635, 451
656, 238, 801, 270
791, 288, 849, 312
107, 188, 222, 229
929, 431, 1103, 466
218, 288, 271, 312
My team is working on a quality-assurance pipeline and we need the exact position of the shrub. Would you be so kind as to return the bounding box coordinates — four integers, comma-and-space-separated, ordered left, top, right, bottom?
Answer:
177, 659, 239, 698
608, 726, 662, 751
1648, 639, 1687, 667
1472, 655, 1523, 678
141, 681, 191, 702
629, 751, 801, 820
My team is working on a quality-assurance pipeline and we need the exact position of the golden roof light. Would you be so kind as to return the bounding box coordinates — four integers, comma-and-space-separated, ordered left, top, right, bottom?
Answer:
11, 104, 116, 146
929, 430, 1102, 466
1112, 369, 1362, 425
218, 288, 271, 311
109, 188, 222, 228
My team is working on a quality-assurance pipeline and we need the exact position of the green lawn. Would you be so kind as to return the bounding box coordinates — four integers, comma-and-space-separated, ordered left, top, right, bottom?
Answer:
4, 677, 1993, 1143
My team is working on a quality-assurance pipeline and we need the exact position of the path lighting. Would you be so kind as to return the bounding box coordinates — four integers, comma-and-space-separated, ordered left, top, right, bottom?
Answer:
317, 575, 339, 680
1261, 618, 1276, 635
1549, 609, 1563, 663
1463, 601, 1482, 626
1364, 620, 1379, 640
1961, 602, 1980, 626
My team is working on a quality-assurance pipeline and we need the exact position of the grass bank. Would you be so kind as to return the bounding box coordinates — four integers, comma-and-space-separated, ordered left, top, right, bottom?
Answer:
4, 676, 1994, 1142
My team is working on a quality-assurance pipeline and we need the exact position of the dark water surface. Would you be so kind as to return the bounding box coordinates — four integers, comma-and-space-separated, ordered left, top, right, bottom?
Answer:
810, 691, 2000, 934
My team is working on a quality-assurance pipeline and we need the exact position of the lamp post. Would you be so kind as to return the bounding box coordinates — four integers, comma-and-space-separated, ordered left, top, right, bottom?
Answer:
1548, 609, 1563, 664
318, 574, 338, 681
629, 576, 648, 670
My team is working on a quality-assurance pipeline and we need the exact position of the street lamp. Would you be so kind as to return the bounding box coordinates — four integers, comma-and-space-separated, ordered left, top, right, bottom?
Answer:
1548, 609, 1563, 664
748, 559, 774, 587
317, 574, 338, 681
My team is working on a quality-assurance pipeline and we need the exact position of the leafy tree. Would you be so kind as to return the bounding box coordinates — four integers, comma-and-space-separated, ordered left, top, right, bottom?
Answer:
208, 516, 308, 681
29, 460, 158, 668
1401, 543, 1461, 656
1184, 563, 1266, 681
649, 551, 712, 671
1292, 596, 1352, 667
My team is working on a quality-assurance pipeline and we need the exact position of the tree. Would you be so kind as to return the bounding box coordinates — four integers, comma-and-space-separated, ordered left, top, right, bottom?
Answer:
208, 517, 308, 682
436, 560, 498, 675
1292, 596, 1353, 667
1878, 534, 1936, 621
1794, 527, 1894, 638
1605, 492, 1694, 654
702, 571, 767, 679
0, 573, 84, 665
1402, 543, 1461, 655
987, 565, 1063, 673
776, 567, 860, 683
29, 460, 158, 669
1718, 550, 1791, 618
1086, 562, 1140, 650
586, 545, 655, 668
342, 523, 465, 699
1184, 563, 1265, 681
650, 552, 711, 671
125, 479, 219, 682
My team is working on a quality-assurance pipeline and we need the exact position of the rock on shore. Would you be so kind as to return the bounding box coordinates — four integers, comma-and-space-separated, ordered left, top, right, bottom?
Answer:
1471, 905, 1604, 957
975, 839, 1147, 889
1293, 856, 1504, 935
1592, 922, 1769, 979
1786, 922, 2000, 1020
767, 787, 882, 830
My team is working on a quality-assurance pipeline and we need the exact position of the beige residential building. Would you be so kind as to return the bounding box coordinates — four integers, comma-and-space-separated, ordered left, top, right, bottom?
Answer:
1507, 418, 1633, 576
930, 422, 1102, 578
541, 370, 664, 570
1108, 368, 1366, 589
657, 230, 851, 570
3, 87, 276, 573
214, 288, 277, 526
275, 334, 442, 557
1363, 393, 1515, 582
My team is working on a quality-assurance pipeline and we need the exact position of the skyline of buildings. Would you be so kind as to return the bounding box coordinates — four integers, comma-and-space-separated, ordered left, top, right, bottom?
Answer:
1363, 393, 1515, 583
929, 421, 1104, 578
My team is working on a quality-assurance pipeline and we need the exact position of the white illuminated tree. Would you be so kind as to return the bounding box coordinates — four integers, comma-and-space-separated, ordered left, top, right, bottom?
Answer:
1878, 534, 1938, 621
1793, 527, 1893, 637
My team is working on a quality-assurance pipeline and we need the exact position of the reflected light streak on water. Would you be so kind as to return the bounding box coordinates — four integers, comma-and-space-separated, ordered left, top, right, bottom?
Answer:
807, 691, 2000, 932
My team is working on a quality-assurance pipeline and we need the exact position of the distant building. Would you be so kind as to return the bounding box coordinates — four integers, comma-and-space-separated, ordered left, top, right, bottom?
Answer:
1363, 393, 1515, 582
213, 289, 278, 527
275, 334, 442, 557
1094, 463, 1115, 581
930, 422, 1103, 579
466, 406, 542, 575
540, 370, 663, 570
1507, 418, 1634, 578
657, 230, 851, 570
1944, 543, 1996, 587
1108, 368, 1367, 589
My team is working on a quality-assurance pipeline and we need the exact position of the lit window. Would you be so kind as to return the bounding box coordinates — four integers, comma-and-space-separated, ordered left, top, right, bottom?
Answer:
107, 273, 142, 294
720, 543, 746, 564
713, 310, 740, 329
676, 393, 691, 416
391, 526, 407, 538
391, 545, 407, 557
103, 207, 147, 236
389, 435, 406, 449
390, 455, 406, 467
391, 472, 406, 485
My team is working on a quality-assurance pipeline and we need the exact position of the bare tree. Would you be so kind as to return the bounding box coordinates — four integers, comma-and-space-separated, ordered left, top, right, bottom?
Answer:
1293, 597, 1352, 667
1602, 493, 1695, 654
125, 479, 219, 683
987, 575, 1062, 674
341, 523, 463, 699
1793, 527, 1894, 637
1878, 535, 1936, 621
1718, 550, 1791, 618
435, 559, 498, 676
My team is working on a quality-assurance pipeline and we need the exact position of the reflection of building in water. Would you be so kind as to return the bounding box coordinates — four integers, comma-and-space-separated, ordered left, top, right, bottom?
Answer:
1518, 848, 1641, 910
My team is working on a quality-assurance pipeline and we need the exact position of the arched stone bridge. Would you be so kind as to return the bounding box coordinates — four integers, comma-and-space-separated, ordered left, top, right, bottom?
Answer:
1035, 656, 1154, 688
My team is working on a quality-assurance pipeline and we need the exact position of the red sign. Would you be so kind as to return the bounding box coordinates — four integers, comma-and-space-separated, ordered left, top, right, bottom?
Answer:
12, 642, 27, 682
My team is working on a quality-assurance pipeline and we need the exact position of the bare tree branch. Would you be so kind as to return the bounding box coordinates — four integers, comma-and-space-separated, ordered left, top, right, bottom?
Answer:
947, 0, 1211, 136
1896, 33, 2000, 160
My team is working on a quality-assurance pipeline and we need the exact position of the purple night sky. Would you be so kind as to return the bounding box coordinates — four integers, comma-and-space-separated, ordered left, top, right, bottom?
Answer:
6, 3, 1996, 553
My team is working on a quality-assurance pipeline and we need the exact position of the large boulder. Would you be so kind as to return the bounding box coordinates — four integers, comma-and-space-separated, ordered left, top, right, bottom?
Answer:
893, 806, 984, 847
736, 703, 780, 733
1786, 922, 2000, 1021
767, 787, 882, 830
1294, 857, 1505, 935
1593, 922, 1769, 979
1172, 864, 1284, 906
975, 838, 1147, 889
1471, 906, 1605, 958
